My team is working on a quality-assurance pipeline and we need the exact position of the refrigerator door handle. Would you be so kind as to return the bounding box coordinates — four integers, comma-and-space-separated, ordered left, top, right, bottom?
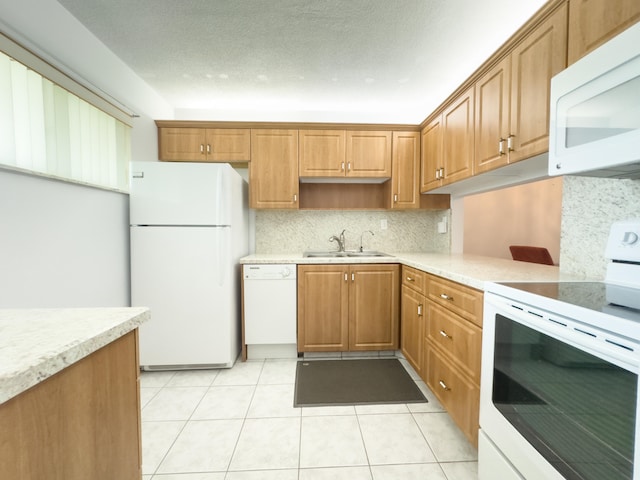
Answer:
217, 227, 230, 287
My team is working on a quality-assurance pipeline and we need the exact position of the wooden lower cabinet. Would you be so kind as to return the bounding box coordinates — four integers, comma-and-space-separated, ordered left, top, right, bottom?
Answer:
297, 264, 399, 352
399, 267, 483, 447
401, 285, 424, 377
297, 264, 349, 351
425, 342, 480, 448
0, 330, 142, 480
426, 302, 482, 384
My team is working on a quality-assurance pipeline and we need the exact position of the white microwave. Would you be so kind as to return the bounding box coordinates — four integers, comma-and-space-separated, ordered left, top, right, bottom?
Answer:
549, 21, 640, 179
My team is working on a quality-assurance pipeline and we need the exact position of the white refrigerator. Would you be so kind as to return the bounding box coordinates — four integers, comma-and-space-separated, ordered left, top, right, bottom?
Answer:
130, 161, 248, 369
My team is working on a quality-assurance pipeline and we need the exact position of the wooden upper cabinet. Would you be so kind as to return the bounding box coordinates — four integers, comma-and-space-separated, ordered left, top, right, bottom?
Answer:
158, 128, 250, 162
298, 129, 391, 179
568, 0, 640, 65
441, 86, 475, 186
474, 57, 511, 174
473, 3, 567, 173
346, 131, 392, 178
420, 114, 443, 192
249, 129, 299, 209
509, 3, 567, 163
299, 129, 346, 177
390, 131, 420, 209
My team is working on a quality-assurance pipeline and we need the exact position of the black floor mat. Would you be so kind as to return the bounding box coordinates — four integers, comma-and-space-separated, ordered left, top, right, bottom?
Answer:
294, 358, 427, 407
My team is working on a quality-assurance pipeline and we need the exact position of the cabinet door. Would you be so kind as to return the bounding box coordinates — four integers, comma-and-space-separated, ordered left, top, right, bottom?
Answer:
158, 128, 207, 161
346, 131, 392, 178
568, 0, 640, 64
420, 115, 443, 192
299, 130, 346, 177
349, 264, 399, 350
390, 131, 420, 209
206, 129, 251, 162
509, 4, 567, 163
427, 274, 483, 327
474, 57, 511, 174
426, 302, 482, 383
425, 343, 480, 448
297, 265, 349, 351
249, 129, 299, 209
401, 286, 424, 376
442, 86, 474, 185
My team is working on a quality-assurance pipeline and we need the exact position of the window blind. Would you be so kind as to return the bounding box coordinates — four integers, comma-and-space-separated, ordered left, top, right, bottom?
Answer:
0, 42, 131, 192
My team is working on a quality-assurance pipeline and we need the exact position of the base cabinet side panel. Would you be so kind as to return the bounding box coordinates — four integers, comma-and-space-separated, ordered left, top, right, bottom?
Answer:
0, 331, 141, 480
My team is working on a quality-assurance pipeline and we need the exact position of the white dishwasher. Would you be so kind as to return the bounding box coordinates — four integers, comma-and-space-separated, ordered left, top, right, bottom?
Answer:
243, 264, 297, 359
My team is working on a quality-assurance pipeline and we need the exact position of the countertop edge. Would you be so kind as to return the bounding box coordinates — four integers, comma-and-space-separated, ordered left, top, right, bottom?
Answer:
240, 252, 590, 290
0, 307, 150, 405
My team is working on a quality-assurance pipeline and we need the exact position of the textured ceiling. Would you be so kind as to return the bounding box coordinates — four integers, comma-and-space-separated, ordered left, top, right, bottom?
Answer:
56, 0, 547, 123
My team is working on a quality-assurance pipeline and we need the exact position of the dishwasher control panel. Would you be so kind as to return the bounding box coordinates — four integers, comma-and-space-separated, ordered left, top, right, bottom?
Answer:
244, 264, 296, 280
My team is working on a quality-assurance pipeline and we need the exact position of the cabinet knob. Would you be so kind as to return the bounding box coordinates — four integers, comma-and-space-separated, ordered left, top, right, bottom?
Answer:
499, 138, 505, 156
200, 144, 205, 154
293, 194, 297, 203
394, 194, 398, 203
341, 162, 345, 171
347, 162, 351, 171
417, 304, 423, 316
206, 144, 211, 154
507, 134, 515, 152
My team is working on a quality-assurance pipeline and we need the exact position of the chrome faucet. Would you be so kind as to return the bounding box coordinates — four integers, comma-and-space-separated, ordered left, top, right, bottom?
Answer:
329, 229, 346, 252
359, 230, 374, 252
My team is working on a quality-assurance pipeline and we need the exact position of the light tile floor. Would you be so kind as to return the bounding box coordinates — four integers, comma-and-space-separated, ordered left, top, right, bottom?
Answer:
140, 357, 478, 480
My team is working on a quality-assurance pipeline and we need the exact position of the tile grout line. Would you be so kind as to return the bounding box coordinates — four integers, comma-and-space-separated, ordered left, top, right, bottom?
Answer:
223, 359, 266, 475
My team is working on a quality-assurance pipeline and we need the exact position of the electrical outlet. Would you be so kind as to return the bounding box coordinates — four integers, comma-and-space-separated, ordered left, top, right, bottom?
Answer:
380, 219, 388, 230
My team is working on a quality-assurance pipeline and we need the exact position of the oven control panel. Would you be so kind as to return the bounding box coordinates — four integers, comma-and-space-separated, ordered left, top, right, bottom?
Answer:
605, 219, 640, 262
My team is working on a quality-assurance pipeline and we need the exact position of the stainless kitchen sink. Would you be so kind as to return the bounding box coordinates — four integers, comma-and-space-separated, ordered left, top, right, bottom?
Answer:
303, 250, 392, 258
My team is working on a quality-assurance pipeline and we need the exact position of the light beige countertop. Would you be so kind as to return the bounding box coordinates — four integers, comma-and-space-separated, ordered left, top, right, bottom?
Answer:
0, 307, 149, 405
240, 252, 588, 290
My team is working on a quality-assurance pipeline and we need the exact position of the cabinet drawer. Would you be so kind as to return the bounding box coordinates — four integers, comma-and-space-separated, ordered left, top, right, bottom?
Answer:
425, 343, 479, 447
402, 265, 426, 294
427, 303, 482, 383
427, 275, 483, 327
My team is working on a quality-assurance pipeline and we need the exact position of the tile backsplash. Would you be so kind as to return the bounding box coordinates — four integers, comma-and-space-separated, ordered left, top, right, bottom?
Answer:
560, 176, 640, 279
255, 210, 450, 254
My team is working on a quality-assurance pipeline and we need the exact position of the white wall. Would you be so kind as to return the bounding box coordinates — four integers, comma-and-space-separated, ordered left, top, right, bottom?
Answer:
0, 169, 130, 307
0, 0, 172, 307
462, 177, 563, 263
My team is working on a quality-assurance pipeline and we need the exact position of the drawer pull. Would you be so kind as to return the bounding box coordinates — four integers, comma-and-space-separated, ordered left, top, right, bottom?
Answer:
417, 304, 423, 316
439, 330, 452, 340
438, 380, 450, 391
440, 293, 454, 302
406, 276, 414, 282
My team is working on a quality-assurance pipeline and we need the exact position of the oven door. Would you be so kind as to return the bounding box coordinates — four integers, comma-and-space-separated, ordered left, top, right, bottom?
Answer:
480, 292, 640, 480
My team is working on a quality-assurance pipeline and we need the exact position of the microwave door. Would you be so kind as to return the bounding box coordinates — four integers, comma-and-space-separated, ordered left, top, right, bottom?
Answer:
551, 55, 640, 176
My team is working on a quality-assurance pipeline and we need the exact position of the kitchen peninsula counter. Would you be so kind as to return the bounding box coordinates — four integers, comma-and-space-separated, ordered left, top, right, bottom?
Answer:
239, 252, 586, 291
0, 306, 149, 404
0, 307, 149, 479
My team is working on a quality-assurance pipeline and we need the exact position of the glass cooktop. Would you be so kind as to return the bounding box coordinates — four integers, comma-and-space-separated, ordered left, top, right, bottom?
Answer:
498, 281, 640, 319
